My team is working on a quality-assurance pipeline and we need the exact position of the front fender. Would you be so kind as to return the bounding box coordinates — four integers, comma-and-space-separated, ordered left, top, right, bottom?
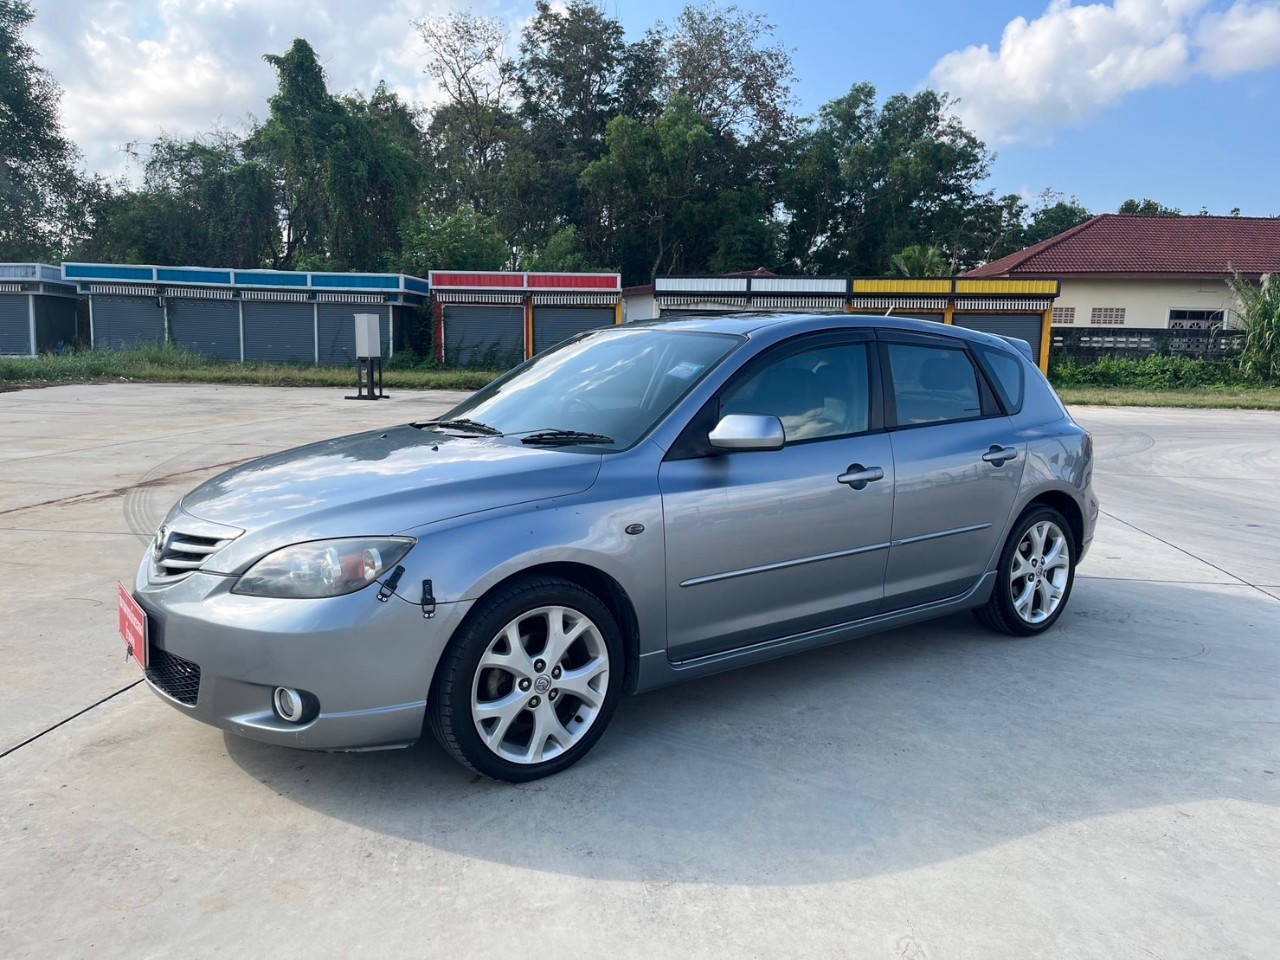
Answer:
391, 448, 667, 659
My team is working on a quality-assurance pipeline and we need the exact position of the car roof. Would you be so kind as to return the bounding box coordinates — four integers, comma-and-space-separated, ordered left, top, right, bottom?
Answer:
631, 312, 1022, 353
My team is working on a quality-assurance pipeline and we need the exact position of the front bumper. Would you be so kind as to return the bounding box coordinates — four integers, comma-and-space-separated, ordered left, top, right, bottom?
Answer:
133, 562, 472, 751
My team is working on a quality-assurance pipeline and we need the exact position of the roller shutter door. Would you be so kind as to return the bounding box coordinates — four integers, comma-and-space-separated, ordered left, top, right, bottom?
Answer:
532, 307, 614, 355
32, 296, 78, 353
443, 306, 524, 368
92, 296, 165, 350
242, 302, 315, 363
0, 296, 31, 355
317, 304, 391, 364
167, 299, 240, 361
952, 314, 1045, 356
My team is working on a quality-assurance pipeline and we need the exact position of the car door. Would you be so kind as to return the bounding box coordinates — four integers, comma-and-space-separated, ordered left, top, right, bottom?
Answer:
658, 332, 894, 663
878, 331, 1025, 610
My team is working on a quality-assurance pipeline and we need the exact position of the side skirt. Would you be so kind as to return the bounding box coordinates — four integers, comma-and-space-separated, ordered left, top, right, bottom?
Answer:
633, 570, 998, 693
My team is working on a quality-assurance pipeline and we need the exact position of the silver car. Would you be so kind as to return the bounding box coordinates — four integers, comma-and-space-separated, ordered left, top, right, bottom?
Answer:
128, 314, 1096, 781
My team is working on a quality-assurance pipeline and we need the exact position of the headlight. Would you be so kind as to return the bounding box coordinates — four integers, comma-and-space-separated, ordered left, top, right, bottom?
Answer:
232, 537, 415, 599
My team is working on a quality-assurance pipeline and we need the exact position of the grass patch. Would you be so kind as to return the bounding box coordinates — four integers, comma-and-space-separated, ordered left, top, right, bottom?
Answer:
0, 345, 500, 392
1056, 386, 1280, 410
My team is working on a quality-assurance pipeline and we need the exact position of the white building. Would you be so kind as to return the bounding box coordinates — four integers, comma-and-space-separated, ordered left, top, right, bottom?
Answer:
966, 214, 1280, 329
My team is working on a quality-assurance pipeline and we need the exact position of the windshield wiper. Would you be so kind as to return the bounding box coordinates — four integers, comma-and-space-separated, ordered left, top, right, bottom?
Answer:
412, 418, 503, 436
519, 429, 615, 446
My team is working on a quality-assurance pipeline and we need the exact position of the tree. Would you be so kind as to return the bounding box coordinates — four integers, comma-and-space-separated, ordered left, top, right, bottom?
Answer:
399, 204, 508, 274
244, 39, 337, 267
581, 96, 715, 281
524, 225, 593, 272
1118, 198, 1181, 216
891, 245, 950, 277
414, 12, 516, 215
780, 83, 995, 275
246, 41, 423, 271
1022, 192, 1093, 246
82, 133, 275, 267
662, 3, 796, 146
0, 0, 84, 260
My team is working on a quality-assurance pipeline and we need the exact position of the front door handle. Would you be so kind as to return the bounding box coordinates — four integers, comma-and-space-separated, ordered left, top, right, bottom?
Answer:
837, 464, 885, 490
982, 445, 1019, 466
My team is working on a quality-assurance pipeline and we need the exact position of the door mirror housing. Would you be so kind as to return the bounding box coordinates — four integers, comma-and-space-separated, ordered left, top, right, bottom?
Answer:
708, 414, 785, 452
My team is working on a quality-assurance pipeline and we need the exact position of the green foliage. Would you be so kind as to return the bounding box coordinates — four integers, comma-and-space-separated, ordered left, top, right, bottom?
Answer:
525, 225, 594, 272
244, 41, 422, 270
1118, 198, 1181, 217
1021, 193, 1093, 247
1050, 355, 1251, 389
399, 204, 508, 274
891, 244, 950, 278
81, 134, 275, 267
0, 0, 87, 260
0, 344, 498, 391
1228, 272, 1280, 384
780, 83, 998, 275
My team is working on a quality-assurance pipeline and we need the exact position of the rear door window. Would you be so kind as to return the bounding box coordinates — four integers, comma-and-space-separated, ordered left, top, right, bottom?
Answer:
885, 342, 984, 426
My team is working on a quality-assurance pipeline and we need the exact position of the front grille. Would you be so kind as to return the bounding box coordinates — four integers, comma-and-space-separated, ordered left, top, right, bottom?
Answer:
146, 648, 201, 705
151, 524, 240, 583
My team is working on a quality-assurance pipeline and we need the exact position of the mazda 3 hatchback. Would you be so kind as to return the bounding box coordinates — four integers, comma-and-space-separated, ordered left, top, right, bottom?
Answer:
122, 314, 1097, 781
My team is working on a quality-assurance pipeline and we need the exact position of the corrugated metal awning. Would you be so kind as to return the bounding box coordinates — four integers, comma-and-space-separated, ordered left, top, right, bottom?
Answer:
849, 297, 947, 310
656, 295, 749, 307
240, 290, 309, 302
436, 292, 524, 304
315, 293, 386, 304
957, 298, 1052, 311
166, 287, 235, 299
531, 293, 619, 305
90, 283, 157, 296
749, 296, 846, 310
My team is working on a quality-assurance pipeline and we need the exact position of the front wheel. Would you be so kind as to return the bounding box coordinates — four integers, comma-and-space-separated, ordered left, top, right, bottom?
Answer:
428, 576, 623, 782
974, 506, 1076, 637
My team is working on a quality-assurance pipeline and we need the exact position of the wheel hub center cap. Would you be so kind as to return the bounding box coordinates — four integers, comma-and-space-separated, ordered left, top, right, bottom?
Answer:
533, 675, 552, 694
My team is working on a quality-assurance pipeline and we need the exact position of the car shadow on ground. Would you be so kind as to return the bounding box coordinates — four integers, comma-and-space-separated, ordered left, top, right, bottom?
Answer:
224, 577, 1279, 885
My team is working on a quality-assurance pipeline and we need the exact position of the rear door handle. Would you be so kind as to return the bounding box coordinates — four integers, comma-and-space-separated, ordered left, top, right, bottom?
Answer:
982, 445, 1019, 466
837, 464, 885, 490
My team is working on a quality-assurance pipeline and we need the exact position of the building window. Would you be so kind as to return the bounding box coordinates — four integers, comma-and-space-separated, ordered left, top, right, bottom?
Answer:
1052, 306, 1075, 325
1090, 307, 1126, 325
1168, 309, 1224, 329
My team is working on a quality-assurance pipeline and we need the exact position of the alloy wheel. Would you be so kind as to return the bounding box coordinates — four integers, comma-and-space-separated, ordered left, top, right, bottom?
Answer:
470, 605, 610, 764
1010, 519, 1071, 624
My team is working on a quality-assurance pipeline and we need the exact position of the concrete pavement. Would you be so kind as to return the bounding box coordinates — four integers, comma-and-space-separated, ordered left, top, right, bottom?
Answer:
0, 385, 1277, 959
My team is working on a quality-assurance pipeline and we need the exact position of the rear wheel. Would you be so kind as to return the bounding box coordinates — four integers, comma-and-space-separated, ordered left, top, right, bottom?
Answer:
428, 576, 622, 781
974, 506, 1076, 637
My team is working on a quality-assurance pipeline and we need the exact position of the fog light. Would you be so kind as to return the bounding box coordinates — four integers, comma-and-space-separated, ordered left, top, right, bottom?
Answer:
273, 686, 306, 723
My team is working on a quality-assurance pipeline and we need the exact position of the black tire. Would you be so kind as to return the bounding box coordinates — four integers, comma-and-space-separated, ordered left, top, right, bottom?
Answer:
428, 575, 623, 782
974, 506, 1077, 637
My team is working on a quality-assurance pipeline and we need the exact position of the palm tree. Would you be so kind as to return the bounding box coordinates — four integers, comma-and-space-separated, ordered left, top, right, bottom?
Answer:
891, 244, 950, 278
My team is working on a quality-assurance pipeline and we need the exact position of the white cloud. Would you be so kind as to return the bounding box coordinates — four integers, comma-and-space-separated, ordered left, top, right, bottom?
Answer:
26, 0, 496, 179
927, 0, 1280, 144
1196, 1, 1280, 75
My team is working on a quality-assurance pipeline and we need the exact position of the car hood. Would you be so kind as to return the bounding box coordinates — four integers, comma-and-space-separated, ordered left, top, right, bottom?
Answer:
175, 425, 602, 573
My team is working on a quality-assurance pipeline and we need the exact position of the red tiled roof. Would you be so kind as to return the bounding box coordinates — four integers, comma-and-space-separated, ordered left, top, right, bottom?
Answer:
967, 214, 1280, 278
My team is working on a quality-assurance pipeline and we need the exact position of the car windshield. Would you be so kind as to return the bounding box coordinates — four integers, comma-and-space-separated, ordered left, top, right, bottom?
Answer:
436, 327, 741, 449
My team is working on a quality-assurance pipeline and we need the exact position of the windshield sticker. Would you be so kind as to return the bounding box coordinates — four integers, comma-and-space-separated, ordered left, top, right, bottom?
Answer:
666, 362, 705, 380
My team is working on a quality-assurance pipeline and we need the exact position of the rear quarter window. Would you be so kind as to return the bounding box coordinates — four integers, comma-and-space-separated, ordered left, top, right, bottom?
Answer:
975, 344, 1025, 415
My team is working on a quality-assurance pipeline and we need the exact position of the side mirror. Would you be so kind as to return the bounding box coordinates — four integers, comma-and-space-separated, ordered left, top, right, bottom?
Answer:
708, 414, 785, 452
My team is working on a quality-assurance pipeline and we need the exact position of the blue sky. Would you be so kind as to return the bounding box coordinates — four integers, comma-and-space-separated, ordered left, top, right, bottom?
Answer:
30, 0, 1280, 217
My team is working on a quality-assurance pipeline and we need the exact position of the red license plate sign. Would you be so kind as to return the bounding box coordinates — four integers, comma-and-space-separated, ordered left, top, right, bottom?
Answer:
118, 581, 148, 670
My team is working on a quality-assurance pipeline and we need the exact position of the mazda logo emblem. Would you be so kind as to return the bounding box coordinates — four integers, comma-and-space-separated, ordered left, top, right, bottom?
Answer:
533, 675, 551, 693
